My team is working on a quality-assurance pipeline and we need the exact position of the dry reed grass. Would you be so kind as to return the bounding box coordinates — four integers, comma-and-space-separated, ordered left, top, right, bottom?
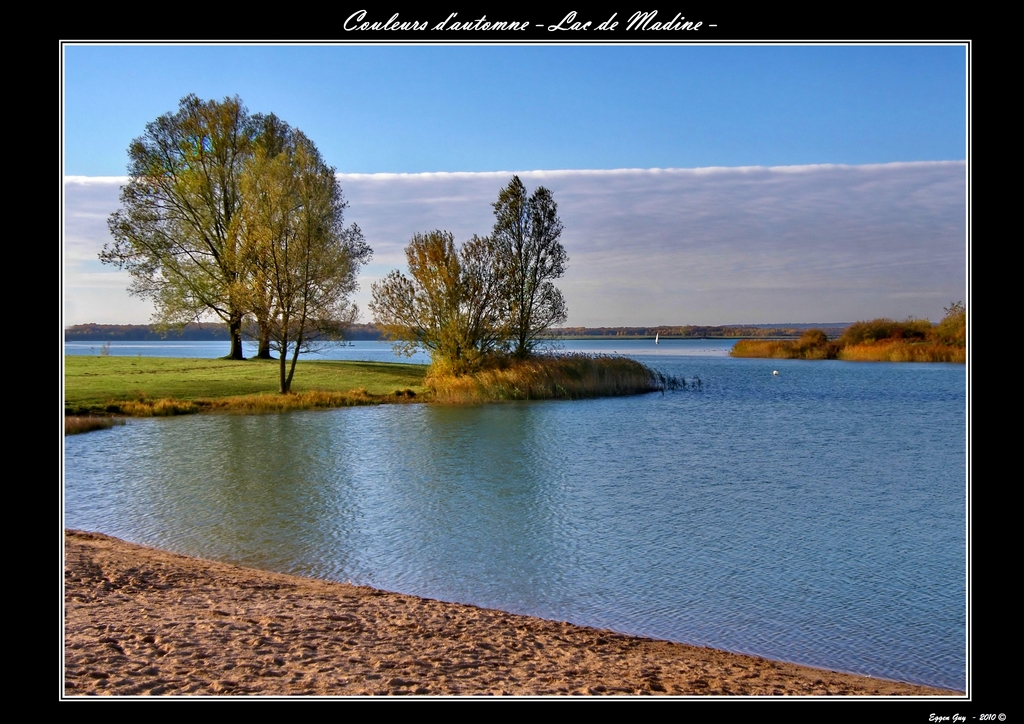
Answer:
95, 388, 424, 418
427, 354, 678, 404
730, 337, 839, 360
730, 340, 795, 359
201, 388, 421, 413
838, 341, 967, 363
64, 416, 126, 435
104, 398, 201, 416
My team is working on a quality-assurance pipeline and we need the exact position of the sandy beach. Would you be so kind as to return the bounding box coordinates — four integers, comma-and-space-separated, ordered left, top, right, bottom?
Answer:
63, 529, 960, 697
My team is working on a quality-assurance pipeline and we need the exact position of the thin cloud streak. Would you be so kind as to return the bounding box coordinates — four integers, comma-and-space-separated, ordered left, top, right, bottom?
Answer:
63, 162, 965, 326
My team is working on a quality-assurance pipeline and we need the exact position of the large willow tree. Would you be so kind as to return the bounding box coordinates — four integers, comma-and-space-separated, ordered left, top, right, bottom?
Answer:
102, 95, 370, 372
103, 95, 258, 359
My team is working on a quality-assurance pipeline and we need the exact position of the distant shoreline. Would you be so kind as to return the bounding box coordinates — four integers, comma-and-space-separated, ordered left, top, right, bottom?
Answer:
63, 322, 851, 343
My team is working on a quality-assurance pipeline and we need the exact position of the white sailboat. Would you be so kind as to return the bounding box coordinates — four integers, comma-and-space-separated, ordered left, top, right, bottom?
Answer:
655, 332, 660, 345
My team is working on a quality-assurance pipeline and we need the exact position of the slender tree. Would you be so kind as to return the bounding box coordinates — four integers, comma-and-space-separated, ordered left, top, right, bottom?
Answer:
934, 301, 966, 346
490, 176, 568, 358
239, 122, 371, 393
103, 95, 258, 359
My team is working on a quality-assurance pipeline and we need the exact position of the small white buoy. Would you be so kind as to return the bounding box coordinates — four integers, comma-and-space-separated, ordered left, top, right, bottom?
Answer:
773, 370, 779, 376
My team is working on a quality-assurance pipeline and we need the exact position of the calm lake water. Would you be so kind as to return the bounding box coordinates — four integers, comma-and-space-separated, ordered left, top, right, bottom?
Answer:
62, 340, 967, 691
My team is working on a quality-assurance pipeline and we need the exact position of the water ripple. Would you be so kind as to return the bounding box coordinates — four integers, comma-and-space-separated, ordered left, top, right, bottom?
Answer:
64, 354, 965, 691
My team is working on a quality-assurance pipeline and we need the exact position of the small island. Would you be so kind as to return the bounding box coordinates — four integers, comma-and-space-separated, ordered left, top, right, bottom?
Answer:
730, 303, 966, 363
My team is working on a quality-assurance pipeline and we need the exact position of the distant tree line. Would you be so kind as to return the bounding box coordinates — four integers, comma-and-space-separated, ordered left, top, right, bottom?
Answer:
65, 322, 852, 343
63, 322, 386, 342
64, 323, 230, 342
543, 324, 850, 339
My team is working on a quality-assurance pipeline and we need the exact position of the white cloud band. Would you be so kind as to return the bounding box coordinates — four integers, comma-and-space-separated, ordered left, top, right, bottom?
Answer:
64, 162, 966, 326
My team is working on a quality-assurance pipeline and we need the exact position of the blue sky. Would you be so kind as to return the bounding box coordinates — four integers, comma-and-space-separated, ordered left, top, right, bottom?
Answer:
62, 44, 968, 326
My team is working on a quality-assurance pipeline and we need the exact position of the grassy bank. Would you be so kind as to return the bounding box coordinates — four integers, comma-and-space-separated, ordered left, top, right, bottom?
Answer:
64, 354, 676, 418
64, 356, 429, 416
427, 354, 682, 403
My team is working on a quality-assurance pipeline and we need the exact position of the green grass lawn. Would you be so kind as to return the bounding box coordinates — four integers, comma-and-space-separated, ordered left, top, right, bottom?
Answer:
64, 356, 429, 414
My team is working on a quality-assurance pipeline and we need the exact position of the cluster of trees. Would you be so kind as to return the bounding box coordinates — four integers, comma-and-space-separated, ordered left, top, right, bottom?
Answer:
369, 176, 569, 375
63, 323, 230, 342
101, 96, 371, 392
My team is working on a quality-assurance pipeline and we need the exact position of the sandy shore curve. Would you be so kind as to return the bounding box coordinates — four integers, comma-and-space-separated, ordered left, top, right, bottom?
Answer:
63, 529, 960, 697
